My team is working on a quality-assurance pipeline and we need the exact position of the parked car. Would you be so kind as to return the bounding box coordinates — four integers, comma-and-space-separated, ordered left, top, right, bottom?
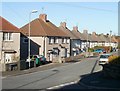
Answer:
94, 49, 106, 53
99, 54, 112, 65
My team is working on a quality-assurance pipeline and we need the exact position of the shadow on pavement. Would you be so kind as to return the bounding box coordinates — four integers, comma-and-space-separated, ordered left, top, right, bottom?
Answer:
52, 58, 120, 91
80, 71, 120, 89
52, 71, 120, 91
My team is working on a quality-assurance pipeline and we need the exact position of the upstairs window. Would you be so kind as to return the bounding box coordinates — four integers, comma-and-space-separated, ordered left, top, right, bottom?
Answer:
66, 38, 70, 44
54, 37, 58, 44
3, 33, 13, 41
62, 38, 66, 44
49, 37, 54, 44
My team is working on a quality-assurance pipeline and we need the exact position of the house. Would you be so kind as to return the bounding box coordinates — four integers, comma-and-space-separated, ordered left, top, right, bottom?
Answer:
80, 30, 95, 51
20, 14, 70, 63
114, 36, 120, 48
0, 16, 21, 71
90, 32, 103, 48
59, 22, 80, 56
98, 34, 107, 47
71, 26, 87, 53
102, 34, 110, 47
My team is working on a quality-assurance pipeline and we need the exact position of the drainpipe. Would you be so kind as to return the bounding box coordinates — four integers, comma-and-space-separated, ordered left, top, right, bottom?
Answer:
1, 33, 5, 71
43, 37, 45, 56
70, 39, 72, 56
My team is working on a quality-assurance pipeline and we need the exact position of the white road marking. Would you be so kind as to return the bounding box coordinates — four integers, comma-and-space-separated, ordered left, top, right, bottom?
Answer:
47, 80, 79, 90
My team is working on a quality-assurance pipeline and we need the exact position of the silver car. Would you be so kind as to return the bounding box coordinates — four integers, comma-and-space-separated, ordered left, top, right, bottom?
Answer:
99, 54, 112, 65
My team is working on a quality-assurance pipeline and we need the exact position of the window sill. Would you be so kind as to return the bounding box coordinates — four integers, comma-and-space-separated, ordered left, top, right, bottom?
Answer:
3, 40, 14, 42
49, 43, 53, 45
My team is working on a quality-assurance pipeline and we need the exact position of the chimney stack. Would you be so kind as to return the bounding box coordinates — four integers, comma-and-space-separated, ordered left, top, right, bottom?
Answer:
92, 32, 96, 36
83, 30, 88, 34
39, 14, 47, 22
73, 26, 78, 32
60, 22, 66, 28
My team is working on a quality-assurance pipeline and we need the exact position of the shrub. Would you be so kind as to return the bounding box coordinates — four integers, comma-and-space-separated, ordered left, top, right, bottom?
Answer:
108, 55, 120, 64
88, 48, 94, 52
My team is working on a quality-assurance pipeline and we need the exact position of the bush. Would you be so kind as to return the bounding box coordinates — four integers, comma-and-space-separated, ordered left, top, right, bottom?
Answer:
88, 48, 94, 52
108, 55, 120, 64
94, 46, 112, 52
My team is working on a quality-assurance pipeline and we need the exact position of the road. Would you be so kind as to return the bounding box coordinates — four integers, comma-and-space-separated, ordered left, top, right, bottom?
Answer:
2, 56, 102, 90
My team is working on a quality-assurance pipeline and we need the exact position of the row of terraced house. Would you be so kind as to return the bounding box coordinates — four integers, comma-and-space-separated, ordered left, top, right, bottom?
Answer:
0, 14, 119, 71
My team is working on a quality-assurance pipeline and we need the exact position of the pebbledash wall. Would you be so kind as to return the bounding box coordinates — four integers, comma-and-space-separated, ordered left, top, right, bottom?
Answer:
45, 37, 70, 62
0, 32, 20, 71
0, 31, 3, 71
0, 32, 3, 62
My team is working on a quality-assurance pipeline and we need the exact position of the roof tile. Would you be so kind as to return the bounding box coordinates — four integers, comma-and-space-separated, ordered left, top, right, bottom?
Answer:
0, 16, 20, 32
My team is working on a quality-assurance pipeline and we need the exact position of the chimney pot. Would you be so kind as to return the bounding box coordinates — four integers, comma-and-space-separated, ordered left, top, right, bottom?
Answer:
60, 22, 66, 28
92, 32, 96, 36
83, 30, 88, 34
39, 14, 47, 22
73, 26, 78, 32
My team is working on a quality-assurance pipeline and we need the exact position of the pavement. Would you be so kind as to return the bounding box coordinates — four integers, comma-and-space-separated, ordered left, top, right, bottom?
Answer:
51, 56, 120, 90
51, 70, 120, 91
2, 62, 68, 77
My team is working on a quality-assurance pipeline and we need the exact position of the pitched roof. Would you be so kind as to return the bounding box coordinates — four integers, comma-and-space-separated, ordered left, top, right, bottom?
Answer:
111, 36, 118, 43
59, 26, 79, 39
99, 34, 109, 42
114, 36, 120, 43
91, 34, 102, 42
0, 16, 20, 32
71, 29, 85, 40
20, 14, 69, 37
82, 33, 94, 41
88, 34, 96, 42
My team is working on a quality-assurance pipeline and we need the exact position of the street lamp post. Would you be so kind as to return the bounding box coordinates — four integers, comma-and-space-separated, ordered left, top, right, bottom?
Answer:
86, 32, 89, 57
28, 10, 38, 68
110, 30, 112, 46
109, 30, 112, 52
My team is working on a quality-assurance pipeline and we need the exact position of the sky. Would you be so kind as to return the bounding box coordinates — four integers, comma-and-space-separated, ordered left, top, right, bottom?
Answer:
0, 2, 118, 35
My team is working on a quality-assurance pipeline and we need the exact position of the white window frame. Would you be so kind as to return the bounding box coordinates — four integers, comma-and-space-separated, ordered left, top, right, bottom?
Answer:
54, 37, 58, 44
62, 38, 66, 44
66, 38, 70, 44
49, 37, 54, 44
3, 32, 13, 41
